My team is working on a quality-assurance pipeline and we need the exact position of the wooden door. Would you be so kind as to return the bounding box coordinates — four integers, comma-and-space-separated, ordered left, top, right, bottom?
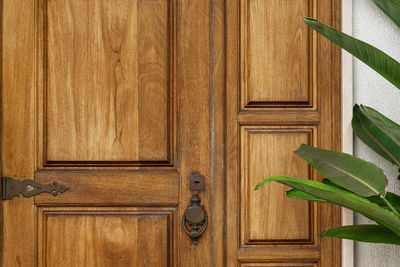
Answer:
225, 0, 342, 266
1, 0, 225, 266
1, 0, 341, 266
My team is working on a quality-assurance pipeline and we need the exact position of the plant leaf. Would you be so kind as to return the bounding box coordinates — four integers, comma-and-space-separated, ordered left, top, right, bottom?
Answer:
373, 0, 400, 29
294, 144, 388, 197
386, 192, 400, 212
352, 104, 400, 166
321, 225, 400, 245
304, 18, 400, 89
322, 178, 350, 191
254, 176, 400, 237
369, 192, 400, 213
307, 180, 400, 212
286, 189, 327, 202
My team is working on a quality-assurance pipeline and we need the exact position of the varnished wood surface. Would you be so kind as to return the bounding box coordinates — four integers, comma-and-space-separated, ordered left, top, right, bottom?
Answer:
37, 207, 174, 267
238, 247, 321, 261
210, 0, 226, 265
240, 262, 318, 267
35, 171, 179, 205
43, 0, 171, 162
241, 127, 316, 244
237, 112, 321, 125
2, 0, 36, 265
241, 0, 314, 107
3, 0, 212, 266
227, 0, 342, 266
1, 0, 341, 266
177, 0, 212, 265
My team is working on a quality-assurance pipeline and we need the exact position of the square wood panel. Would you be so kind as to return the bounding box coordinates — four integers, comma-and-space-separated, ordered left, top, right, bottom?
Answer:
37, 0, 177, 167
240, 126, 318, 246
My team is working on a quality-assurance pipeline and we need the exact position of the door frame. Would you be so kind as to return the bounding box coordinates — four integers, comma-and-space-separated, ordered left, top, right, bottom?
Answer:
341, 0, 354, 266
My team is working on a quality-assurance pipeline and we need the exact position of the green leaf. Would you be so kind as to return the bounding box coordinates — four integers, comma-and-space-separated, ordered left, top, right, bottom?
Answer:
369, 192, 400, 213
286, 189, 327, 202
303, 179, 400, 213
254, 176, 400, 237
322, 178, 349, 190
367, 195, 389, 208
304, 18, 400, 89
352, 104, 400, 166
386, 192, 400, 212
294, 144, 388, 197
373, 0, 400, 29
289, 185, 400, 213
321, 225, 400, 245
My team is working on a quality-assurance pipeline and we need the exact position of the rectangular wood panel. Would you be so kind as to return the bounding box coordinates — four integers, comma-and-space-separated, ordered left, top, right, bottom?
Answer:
240, 126, 317, 246
34, 171, 179, 205
37, 207, 174, 267
38, 0, 176, 166
240, 0, 316, 109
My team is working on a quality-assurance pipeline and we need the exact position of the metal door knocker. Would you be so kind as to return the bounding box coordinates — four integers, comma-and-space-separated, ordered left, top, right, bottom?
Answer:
183, 194, 207, 245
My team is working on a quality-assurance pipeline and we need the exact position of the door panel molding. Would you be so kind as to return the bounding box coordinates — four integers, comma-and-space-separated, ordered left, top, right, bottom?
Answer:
37, 207, 176, 266
240, 0, 318, 110
226, 0, 342, 265
240, 126, 318, 246
36, 0, 178, 168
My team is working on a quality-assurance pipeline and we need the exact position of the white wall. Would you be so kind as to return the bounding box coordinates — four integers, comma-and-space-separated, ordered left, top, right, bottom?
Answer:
353, 0, 400, 266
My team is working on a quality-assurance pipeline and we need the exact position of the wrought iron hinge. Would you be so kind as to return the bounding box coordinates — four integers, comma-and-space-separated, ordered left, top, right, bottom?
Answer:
1, 177, 69, 200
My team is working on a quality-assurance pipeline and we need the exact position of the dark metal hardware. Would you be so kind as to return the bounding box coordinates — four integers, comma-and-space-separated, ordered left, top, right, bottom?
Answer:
183, 194, 207, 245
2, 177, 69, 200
190, 174, 205, 191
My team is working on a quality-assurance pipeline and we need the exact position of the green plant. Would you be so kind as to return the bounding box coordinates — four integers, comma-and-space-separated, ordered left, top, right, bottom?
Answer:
255, 0, 400, 245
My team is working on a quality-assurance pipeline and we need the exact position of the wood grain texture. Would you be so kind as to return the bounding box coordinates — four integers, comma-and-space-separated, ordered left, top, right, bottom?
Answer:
240, 127, 316, 245
1, 0, 36, 266
42, 0, 172, 163
227, 0, 341, 265
34, 171, 179, 205
240, 0, 316, 109
237, 112, 320, 125
3, 0, 213, 266
317, 0, 343, 266
238, 247, 320, 261
38, 207, 174, 267
177, 1, 212, 266
226, 1, 241, 264
210, 0, 226, 265
1, 0, 341, 265
240, 262, 318, 267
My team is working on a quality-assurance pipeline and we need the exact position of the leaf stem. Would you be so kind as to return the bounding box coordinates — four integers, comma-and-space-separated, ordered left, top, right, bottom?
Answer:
381, 195, 400, 217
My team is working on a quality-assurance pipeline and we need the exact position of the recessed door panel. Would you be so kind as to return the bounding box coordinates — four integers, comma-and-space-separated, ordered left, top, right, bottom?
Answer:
42, 0, 173, 163
240, 0, 316, 109
38, 207, 173, 267
240, 126, 316, 245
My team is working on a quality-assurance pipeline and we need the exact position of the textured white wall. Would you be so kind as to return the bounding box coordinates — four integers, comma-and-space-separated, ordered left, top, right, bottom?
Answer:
353, 0, 400, 266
